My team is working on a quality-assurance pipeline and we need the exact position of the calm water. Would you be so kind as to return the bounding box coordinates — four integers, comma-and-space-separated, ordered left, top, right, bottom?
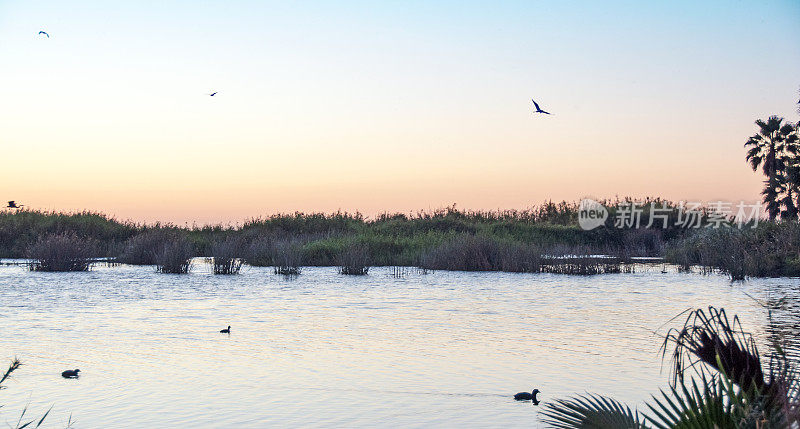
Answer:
0, 262, 798, 428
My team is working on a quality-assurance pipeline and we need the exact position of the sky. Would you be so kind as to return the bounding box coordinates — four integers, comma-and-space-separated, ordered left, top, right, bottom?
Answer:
0, 1, 799, 224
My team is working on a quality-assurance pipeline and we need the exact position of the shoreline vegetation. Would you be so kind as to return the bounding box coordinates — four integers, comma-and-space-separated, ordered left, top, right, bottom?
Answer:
1, 199, 797, 278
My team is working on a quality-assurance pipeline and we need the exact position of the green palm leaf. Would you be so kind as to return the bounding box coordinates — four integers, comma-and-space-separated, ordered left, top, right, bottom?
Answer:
540, 393, 649, 428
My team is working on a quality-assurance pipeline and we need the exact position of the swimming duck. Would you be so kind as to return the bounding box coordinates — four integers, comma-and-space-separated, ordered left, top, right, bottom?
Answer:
514, 389, 540, 405
61, 369, 80, 378
220, 325, 230, 334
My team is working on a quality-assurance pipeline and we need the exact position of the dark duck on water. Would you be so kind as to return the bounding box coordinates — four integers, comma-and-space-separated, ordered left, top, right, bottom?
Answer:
514, 389, 540, 405
61, 369, 80, 378
220, 325, 230, 334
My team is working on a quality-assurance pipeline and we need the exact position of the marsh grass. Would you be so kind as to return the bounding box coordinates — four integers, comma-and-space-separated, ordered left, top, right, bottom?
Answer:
119, 229, 179, 265
338, 244, 370, 275
210, 237, 244, 275
273, 240, 303, 275
665, 222, 800, 279
540, 256, 625, 275
419, 234, 541, 272
0, 209, 137, 259
418, 235, 628, 274
390, 266, 410, 277
155, 236, 194, 274
245, 237, 304, 274
26, 232, 95, 272
2, 200, 778, 275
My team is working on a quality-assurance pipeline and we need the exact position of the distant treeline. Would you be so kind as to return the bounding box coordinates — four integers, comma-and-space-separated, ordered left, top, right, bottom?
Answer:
2, 200, 798, 277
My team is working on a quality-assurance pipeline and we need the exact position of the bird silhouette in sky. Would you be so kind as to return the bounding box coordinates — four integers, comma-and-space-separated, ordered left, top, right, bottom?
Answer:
7, 201, 23, 209
209, 92, 218, 96
38, 31, 49, 38
531, 99, 550, 115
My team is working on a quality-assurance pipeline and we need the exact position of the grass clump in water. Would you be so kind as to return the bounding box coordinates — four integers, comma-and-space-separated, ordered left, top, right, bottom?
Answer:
665, 222, 800, 279
338, 244, 370, 275
118, 229, 180, 265
419, 234, 542, 272
272, 240, 303, 275
26, 232, 95, 272
540, 256, 624, 275
155, 235, 194, 274
210, 237, 244, 275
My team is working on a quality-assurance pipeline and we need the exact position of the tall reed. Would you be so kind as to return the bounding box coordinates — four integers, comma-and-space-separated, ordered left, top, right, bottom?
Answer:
419, 234, 541, 272
272, 239, 303, 275
210, 237, 244, 275
338, 244, 370, 275
665, 222, 800, 279
154, 236, 194, 274
119, 229, 178, 265
26, 232, 95, 272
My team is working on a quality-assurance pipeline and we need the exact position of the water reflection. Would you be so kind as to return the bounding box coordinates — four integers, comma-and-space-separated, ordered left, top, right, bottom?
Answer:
0, 262, 797, 428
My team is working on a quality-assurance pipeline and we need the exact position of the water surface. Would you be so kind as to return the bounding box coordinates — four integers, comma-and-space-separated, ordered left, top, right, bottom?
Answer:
0, 262, 798, 428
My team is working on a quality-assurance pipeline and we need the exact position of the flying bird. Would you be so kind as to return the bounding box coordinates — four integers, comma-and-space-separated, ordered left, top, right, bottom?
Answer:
6, 201, 22, 209
38, 31, 49, 38
531, 99, 550, 115
209, 92, 218, 96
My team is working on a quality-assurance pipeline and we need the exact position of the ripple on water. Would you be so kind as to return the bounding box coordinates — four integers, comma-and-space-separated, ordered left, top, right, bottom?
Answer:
0, 264, 798, 428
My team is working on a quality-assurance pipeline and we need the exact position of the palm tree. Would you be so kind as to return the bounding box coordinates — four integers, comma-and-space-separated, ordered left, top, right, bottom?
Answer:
780, 158, 800, 220
744, 116, 797, 221
781, 118, 800, 220
541, 307, 799, 428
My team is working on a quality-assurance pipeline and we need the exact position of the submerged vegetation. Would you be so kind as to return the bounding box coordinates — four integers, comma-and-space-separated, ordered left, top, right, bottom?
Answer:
27, 232, 95, 272
337, 244, 370, 275
665, 222, 800, 279
543, 306, 799, 428
268, 240, 303, 275
0, 196, 796, 278
210, 237, 244, 275
154, 235, 193, 274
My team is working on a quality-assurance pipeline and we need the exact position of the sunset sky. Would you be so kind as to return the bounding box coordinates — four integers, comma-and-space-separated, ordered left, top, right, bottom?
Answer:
1, 1, 799, 224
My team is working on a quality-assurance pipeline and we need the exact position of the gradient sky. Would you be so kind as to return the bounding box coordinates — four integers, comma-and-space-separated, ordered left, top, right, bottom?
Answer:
1, 1, 799, 224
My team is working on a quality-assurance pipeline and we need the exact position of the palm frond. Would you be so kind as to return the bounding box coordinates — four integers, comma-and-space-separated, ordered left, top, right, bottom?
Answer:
662, 307, 764, 391
540, 393, 649, 428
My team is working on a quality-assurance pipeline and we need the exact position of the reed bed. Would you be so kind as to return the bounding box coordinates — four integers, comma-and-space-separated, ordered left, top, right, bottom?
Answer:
210, 237, 244, 275
119, 229, 180, 265
0, 209, 137, 259
540, 256, 626, 275
5, 200, 785, 275
419, 234, 541, 272
273, 240, 303, 275
419, 235, 632, 275
245, 236, 304, 274
26, 232, 95, 272
338, 244, 370, 275
154, 237, 194, 274
665, 222, 800, 279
